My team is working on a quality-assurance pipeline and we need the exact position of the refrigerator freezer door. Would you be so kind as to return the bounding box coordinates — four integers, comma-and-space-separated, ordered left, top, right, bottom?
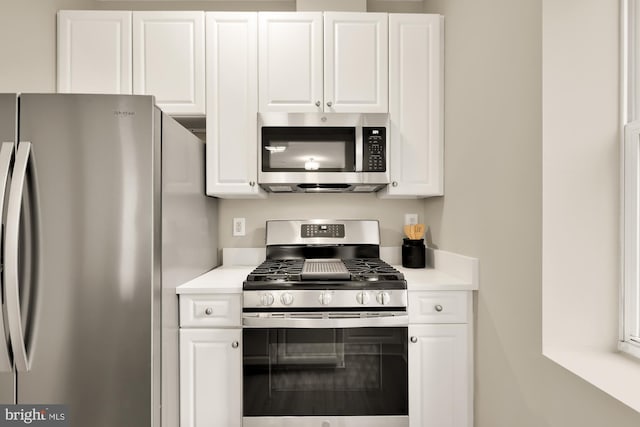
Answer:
0, 94, 17, 404
16, 94, 158, 427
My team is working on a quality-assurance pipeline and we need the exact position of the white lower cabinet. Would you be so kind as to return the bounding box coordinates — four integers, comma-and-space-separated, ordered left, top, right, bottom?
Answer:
179, 294, 242, 427
408, 292, 473, 427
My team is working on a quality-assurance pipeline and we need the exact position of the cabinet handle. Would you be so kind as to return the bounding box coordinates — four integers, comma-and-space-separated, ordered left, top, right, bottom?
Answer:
434, 304, 443, 312
315, 101, 321, 107
204, 307, 213, 316
231, 341, 239, 349
326, 101, 333, 108
410, 336, 418, 343
392, 181, 398, 187
249, 181, 255, 187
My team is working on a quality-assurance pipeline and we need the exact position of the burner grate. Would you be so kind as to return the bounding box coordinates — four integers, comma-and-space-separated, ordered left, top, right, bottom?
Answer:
246, 257, 404, 283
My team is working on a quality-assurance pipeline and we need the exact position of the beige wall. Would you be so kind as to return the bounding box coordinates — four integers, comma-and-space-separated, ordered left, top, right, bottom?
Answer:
2, 0, 640, 426
424, 0, 640, 426
218, 194, 426, 248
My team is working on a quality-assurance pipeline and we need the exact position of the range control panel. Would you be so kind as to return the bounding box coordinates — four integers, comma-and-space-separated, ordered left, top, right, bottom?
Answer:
362, 127, 386, 172
301, 224, 345, 238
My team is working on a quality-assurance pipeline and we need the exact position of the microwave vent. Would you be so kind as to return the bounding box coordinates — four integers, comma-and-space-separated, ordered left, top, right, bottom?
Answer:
353, 185, 380, 192
362, 113, 390, 127
268, 185, 294, 193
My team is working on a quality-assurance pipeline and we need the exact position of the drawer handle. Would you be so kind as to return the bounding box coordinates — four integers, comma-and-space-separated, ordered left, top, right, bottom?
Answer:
231, 341, 239, 349
410, 336, 418, 343
434, 304, 443, 312
204, 307, 213, 316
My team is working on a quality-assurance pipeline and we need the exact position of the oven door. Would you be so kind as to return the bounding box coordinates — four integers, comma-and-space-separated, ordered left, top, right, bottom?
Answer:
242, 313, 409, 427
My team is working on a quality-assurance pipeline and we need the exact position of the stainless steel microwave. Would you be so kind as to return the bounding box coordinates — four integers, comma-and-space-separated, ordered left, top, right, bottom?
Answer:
258, 113, 390, 193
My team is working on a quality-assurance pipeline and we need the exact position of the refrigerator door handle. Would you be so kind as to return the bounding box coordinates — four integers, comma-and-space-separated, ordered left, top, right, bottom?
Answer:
5, 141, 32, 372
0, 142, 14, 373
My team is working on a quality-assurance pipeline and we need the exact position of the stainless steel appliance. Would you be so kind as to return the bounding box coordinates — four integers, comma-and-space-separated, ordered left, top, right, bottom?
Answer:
0, 94, 218, 427
243, 220, 408, 427
258, 113, 389, 193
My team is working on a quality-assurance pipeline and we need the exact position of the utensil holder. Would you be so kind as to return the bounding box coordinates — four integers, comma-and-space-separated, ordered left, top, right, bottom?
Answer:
402, 238, 426, 268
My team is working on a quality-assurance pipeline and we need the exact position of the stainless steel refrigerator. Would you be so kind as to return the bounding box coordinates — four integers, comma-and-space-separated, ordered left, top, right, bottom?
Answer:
0, 94, 218, 427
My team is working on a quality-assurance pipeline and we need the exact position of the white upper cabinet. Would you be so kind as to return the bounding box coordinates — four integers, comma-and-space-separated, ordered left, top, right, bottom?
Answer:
57, 11, 132, 94
258, 12, 388, 113
206, 12, 264, 198
324, 12, 388, 113
380, 14, 444, 198
258, 12, 323, 112
133, 11, 205, 115
57, 11, 205, 116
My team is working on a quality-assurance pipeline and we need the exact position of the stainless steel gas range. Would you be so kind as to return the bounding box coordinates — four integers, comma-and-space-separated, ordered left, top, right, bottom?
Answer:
242, 220, 409, 427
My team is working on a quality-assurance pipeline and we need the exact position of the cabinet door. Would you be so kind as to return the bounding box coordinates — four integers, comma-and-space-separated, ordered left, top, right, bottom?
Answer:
324, 12, 388, 113
57, 11, 132, 94
259, 12, 323, 112
408, 324, 471, 427
206, 12, 264, 198
180, 329, 242, 427
133, 12, 205, 115
380, 14, 443, 198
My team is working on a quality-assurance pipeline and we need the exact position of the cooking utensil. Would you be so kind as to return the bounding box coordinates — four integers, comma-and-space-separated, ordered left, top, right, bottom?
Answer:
404, 224, 426, 240
414, 223, 425, 239
403, 224, 412, 239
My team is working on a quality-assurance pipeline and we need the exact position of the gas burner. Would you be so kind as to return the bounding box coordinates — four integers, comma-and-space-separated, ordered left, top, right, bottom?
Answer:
246, 259, 303, 282
343, 258, 405, 281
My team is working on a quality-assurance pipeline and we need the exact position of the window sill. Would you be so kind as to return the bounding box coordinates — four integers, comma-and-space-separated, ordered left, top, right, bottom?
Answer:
543, 345, 640, 412
619, 341, 640, 359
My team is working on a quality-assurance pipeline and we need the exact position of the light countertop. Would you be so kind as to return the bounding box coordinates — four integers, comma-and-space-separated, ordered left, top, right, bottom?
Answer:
176, 248, 479, 295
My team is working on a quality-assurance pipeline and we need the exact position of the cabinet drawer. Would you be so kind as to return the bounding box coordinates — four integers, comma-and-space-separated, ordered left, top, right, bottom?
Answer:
179, 294, 241, 328
409, 291, 470, 324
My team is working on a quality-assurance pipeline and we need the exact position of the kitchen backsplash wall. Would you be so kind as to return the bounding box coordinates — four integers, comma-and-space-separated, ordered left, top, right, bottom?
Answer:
218, 194, 426, 248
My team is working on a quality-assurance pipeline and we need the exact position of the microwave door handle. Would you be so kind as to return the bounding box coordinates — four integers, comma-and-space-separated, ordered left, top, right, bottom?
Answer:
242, 313, 409, 329
5, 142, 32, 372
0, 142, 14, 372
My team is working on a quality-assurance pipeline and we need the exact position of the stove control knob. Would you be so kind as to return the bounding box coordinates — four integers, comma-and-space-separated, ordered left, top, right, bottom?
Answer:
280, 292, 294, 306
260, 293, 275, 306
376, 291, 391, 305
318, 291, 333, 305
356, 291, 370, 305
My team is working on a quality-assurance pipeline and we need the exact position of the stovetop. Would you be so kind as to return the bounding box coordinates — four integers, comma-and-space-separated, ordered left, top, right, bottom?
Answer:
243, 257, 406, 291
246, 258, 403, 281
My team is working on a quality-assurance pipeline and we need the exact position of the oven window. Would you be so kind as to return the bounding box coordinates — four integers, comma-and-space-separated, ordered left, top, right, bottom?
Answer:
261, 127, 356, 172
243, 327, 408, 417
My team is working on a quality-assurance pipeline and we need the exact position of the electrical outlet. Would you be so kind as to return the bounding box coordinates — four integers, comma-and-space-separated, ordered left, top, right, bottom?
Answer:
404, 213, 418, 225
233, 218, 246, 236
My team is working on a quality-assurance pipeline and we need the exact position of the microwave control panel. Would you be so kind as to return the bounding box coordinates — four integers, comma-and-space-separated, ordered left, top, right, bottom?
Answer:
362, 127, 386, 172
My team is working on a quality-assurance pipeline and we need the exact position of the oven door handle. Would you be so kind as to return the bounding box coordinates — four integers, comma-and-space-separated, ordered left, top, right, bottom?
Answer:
242, 313, 409, 328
